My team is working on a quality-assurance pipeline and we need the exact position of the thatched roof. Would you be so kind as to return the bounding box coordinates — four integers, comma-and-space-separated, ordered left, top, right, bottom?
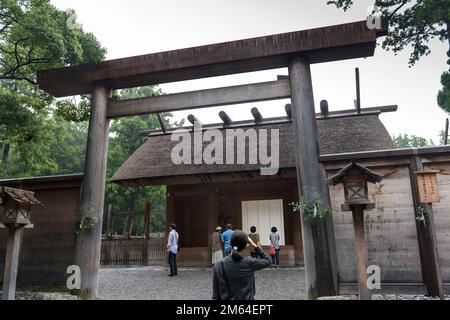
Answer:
111, 114, 394, 186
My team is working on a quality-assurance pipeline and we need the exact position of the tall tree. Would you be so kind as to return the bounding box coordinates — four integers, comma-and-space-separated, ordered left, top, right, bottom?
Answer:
327, 0, 450, 112
0, 0, 106, 177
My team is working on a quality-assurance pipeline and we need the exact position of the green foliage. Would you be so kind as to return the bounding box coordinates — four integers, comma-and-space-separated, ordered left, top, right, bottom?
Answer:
77, 212, 99, 234
289, 194, 332, 221
0, 0, 106, 83
416, 205, 429, 227
0, 1, 106, 177
5, 116, 87, 177
392, 133, 428, 148
439, 129, 447, 145
328, 0, 449, 65
438, 70, 450, 112
327, 0, 450, 113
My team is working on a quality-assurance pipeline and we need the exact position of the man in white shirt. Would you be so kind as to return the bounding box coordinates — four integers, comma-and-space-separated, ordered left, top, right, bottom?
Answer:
167, 223, 179, 276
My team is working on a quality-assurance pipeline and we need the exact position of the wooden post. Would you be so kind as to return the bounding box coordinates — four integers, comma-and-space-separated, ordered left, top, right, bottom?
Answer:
128, 217, 134, 238
288, 56, 337, 299
107, 204, 113, 238
144, 202, 150, 240
355, 68, 361, 114
351, 205, 370, 300
74, 84, 111, 300
2, 226, 24, 300
123, 216, 130, 238
409, 156, 444, 299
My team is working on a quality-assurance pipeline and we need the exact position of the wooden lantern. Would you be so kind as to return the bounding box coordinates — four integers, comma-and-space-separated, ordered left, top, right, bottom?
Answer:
328, 162, 383, 300
0, 186, 42, 300
328, 162, 383, 206
0, 187, 42, 226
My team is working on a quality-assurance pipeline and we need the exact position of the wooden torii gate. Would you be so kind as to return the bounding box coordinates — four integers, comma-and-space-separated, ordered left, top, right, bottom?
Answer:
37, 20, 385, 300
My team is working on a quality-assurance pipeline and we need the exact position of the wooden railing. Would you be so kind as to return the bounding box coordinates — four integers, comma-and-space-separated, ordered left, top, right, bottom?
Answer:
100, 238, 167, 267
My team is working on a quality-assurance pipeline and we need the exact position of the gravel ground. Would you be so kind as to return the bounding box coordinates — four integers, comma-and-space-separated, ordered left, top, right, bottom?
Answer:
98, 266, 307, 300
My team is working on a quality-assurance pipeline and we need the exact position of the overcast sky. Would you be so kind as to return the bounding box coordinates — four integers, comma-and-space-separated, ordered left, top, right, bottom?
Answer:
51, 0, 448, 143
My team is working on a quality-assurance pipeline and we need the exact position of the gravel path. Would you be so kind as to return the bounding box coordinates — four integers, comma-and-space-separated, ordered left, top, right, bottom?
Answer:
98, 266, 307, 300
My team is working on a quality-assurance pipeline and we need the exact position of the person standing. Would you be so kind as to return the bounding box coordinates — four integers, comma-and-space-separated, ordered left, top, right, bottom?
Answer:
248, 226, 261, 258
212, 230, 272, 300
221, 224, 233, 256
269, 226, 281, 268
211, 226, 224, 266
167, 223, 179, 276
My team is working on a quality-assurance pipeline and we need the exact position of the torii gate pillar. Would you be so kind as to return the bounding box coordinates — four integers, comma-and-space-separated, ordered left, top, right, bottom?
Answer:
288, 56, 339, 299
74, 84, 111, 300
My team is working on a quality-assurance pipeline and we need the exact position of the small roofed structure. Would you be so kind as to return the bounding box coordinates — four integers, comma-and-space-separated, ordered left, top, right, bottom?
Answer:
0, 187, 42, 226
328, 161, 384, 186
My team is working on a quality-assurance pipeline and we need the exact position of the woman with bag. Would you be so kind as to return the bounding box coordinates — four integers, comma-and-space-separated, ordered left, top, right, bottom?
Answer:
269, 226, 281, 268
212, 230, 271, 300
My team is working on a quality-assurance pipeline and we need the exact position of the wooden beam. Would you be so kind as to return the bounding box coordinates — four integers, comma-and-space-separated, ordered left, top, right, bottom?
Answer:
139, 116, 291, 137
319, 145, 450, 163
37, 21, 379, 97
107, 80, 290, 118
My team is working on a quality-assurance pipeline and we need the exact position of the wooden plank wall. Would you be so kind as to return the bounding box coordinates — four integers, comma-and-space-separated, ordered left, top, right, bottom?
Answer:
0, 179, 82, 286
329, 165, 422, 283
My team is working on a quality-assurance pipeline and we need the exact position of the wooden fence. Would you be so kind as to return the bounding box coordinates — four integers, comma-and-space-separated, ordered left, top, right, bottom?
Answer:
100, 238, 167, 267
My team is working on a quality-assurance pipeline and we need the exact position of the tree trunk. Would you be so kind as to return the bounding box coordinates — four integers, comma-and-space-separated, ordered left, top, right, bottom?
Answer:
2, 144, 10, 178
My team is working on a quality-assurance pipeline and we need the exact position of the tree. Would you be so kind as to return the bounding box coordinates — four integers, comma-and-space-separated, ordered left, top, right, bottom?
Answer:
5, 115, 87, 178
393, 133, 428, 148
0, 0, 106, 177
327, 0, 450, 112
0, 0, 105, 83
